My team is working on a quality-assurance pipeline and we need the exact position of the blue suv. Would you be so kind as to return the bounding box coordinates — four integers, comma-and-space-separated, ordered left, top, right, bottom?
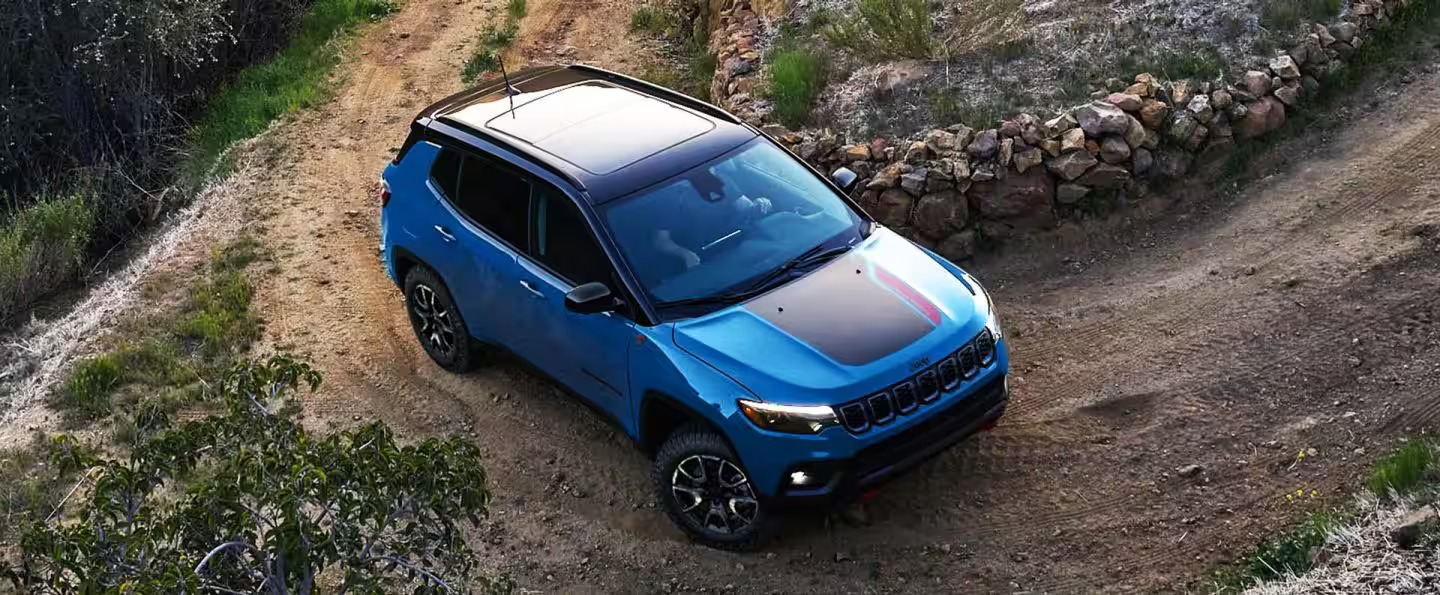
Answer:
380, 65, 1008, 550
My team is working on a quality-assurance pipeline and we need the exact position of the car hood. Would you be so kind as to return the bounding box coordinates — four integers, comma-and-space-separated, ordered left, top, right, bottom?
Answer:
671, 228, 991, 406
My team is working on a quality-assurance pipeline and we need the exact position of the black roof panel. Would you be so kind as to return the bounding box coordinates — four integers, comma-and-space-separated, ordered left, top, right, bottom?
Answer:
421, 65, 756, 204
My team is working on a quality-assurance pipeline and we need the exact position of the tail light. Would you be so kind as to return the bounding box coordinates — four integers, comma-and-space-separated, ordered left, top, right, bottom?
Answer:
379, 181, 392, 208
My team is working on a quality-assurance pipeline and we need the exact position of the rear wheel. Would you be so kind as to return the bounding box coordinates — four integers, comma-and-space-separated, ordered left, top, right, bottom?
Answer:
403, 266, 477, 372
653, 426, 772, 551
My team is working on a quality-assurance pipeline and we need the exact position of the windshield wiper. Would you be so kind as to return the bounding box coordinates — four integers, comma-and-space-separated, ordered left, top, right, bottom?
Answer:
654, 244, 852, 311
741, 243, 851, 294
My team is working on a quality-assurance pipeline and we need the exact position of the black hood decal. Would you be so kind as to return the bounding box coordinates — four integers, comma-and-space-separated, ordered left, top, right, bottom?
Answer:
744, 254, 939, 366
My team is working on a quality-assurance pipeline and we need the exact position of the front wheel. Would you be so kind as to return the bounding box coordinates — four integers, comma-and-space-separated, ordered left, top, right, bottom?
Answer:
653, 426, 773, 551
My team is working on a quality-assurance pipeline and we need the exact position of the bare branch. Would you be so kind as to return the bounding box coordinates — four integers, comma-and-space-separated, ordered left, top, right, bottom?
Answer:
359, 556, 452, 592
194, 540, 262, 576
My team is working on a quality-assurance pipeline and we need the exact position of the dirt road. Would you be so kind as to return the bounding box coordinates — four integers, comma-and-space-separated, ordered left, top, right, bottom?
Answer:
244, 0, 1440, 591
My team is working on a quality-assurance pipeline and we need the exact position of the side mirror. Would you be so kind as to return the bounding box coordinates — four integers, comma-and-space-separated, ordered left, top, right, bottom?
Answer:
831, 167, 859, 193
565, 282, 623, 315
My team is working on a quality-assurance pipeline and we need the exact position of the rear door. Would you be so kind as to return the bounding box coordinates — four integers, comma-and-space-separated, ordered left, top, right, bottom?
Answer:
433, 149, 534, 350
516, 186, 634, 420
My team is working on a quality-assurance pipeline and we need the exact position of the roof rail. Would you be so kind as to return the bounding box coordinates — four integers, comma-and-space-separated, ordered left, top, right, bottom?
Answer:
430, 120, 589, 192
568, 64, 743, 125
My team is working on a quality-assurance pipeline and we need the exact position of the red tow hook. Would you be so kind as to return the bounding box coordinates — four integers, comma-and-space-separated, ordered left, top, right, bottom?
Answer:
980, 419, 1000, 431
859, 489, 880, 503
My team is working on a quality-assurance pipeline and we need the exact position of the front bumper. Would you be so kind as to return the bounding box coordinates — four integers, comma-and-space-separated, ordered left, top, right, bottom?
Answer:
771, 375, 1008, 508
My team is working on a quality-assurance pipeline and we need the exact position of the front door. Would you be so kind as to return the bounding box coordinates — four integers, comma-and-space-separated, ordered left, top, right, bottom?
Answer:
516, 186, 633, 422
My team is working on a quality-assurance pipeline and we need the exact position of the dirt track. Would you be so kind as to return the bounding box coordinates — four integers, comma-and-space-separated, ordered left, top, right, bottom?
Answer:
243, 1, 1440, 591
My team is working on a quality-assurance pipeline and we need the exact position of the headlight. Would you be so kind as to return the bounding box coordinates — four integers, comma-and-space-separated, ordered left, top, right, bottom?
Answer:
737, 400, 839, 434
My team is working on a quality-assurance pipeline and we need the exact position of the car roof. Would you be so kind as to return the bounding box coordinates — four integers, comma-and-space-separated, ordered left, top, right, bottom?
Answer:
419, 65, 758, 204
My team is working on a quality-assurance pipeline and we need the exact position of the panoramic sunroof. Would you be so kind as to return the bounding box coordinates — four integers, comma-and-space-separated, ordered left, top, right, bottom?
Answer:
483, 83, 714, 175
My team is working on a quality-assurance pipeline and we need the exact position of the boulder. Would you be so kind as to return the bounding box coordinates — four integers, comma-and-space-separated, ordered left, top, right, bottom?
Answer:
904, 140, 931, 163
1238, 97, 1286, 138
912, 190, 968, 239
1132, 147, 1154, 175
1273, 84, 1300, 106
1170, 80, 1194, 106
999, 120, 1023, 138
1100, 136, 1131, 165
1301, 75, 1321, 96
900, 168, 929, 195
1106, 93, 1143, 112
1166, 112, 1200, 145
999, 138, 1015, 167
842, 144, 872, 162
1076, 163, 1130, 189
1046, 113, 1078, 136
926, 129, 959, 153
1124, 115, 1147, 148
948, 125, 977, 148
970, 169, 1056, 224
1139, 100, 1170, 129
970, 162, 998, 182
1211, 89, 1233, 110
874, 189, 914, 227
866, 162, 911, 189
1055, 184, 1090, 205
1331, 21, 1358, 43
937, 231, 977, 262
1187, 94, 1214, 124
1040, 139, 1063, 157
1045, 151, 1098, 181
1390, 505, 1438, 550
1242, 70, 1272, 97
926, 167, 955, 193
1269, 54, 1301, 80
1061, 127, 1087, 153
1315, 23, 1336, 47
967, 129, 1000, 158
1013, 148, 1044, 173
949, 157, 972, 181
1076, 101, 1132, 137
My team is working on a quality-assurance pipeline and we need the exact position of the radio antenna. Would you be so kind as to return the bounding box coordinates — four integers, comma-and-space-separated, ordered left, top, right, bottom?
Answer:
500, 58, 519, 119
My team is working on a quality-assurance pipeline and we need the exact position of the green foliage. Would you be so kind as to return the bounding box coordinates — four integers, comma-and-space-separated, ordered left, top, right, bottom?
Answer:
769, 48, 828, 127
1261, 0, 1342, 31
628, 1, 717, 101
187, 0, 396, 181
10, 356, 506, 594
0, 435, 96, 543
825, 0, 934, 59
1211, 512, 1338, 593
630, 6, 668, 34
51, 237, 265, 426
462, 9, 525, 84
0, 193, 95, 325
1120, 46, 1225, 82
507, 0, 528, 20
1369, 438, 1437, 497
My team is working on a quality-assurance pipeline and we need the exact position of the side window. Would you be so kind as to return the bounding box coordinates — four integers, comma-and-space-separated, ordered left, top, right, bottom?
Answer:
533, 188, 614, 287
453, 155, 530, 248
430, 148, 462, 198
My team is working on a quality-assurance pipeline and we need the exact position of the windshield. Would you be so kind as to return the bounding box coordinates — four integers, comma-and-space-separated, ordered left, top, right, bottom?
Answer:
603, 138, 865, 311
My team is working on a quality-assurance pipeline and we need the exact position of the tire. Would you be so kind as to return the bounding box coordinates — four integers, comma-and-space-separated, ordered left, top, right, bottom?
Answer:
403, 266, 478, 373
653, 425, 773, 551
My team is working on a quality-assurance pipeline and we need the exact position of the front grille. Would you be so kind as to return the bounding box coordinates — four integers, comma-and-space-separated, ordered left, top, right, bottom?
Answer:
852, 376, 1007, 484
834, 328, 1000, 434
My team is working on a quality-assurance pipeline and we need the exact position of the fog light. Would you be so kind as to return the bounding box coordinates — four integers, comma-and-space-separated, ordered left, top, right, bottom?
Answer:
789, 471, 814, 486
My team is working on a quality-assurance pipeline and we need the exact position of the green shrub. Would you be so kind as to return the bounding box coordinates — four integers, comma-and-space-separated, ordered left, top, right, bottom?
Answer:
826, 0, 934, 59
769, 49, 828, 127
56, 355, 125, 423
630, 5, 668, 33
1212, 512, 1337, 593
0, 435, 95, 543
507, 0, 527, 20
187, 0, 396, 181
462, 15, 524, 84
0, 193, 95, 325
1261, 0, 1342, 30
15, 357, 508, 594
1369, 438, 1437, 496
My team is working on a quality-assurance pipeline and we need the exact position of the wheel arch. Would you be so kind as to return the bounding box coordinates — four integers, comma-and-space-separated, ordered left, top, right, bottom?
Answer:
390, 245, 425, 289
639, 391, 735, 456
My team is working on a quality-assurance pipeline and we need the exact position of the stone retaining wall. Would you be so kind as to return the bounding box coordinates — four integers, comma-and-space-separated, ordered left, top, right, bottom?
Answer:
706, 0, 1416, 261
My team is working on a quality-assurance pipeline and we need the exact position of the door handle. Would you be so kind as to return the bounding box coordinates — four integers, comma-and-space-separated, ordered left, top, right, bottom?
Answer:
434, 225, 456, 243
519, 280, 544, 298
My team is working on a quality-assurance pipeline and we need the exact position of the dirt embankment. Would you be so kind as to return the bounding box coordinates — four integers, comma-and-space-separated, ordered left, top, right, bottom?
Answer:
30, 0, 1439, 590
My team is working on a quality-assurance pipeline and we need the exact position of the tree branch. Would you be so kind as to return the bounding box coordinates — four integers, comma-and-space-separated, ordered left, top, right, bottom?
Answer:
359, 556, 451, 591
194, 540, 262, 576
